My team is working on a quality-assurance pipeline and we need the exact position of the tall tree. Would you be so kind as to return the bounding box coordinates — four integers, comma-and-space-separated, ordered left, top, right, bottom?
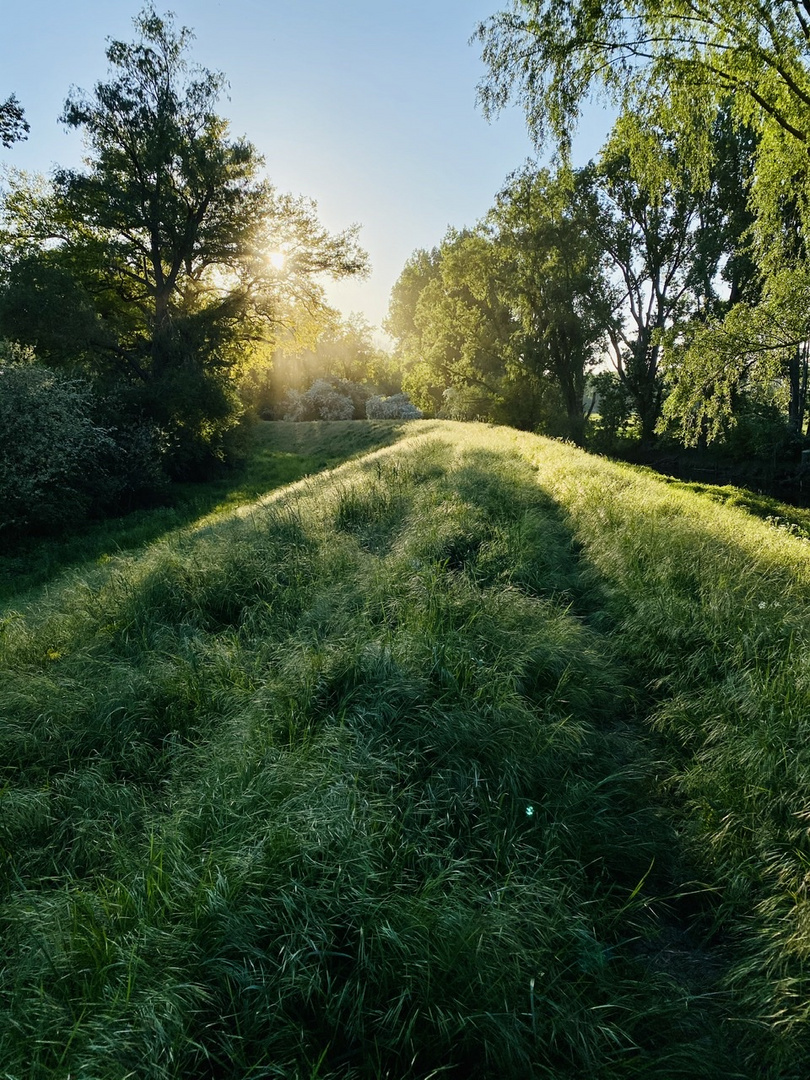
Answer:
583, 114, 706, 444
490, 166, 615, 444
0, 7, 366, 472
386, 231, 520, 421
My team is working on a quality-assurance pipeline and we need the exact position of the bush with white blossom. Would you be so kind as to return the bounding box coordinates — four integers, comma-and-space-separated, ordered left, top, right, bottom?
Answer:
365, 393, 422, 420
282, 379, 355, 421
0, 344, 114, 534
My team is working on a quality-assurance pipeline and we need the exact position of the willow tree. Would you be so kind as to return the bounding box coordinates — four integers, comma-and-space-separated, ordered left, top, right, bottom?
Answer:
476, 1, 810, 159
662, 269, 810, 444
476, 1, 810, 282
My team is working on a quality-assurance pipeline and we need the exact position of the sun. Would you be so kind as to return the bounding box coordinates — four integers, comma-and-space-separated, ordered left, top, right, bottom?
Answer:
267, 250, 286, 270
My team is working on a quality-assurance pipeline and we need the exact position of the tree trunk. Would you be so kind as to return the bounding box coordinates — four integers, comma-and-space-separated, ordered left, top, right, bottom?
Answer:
788, 343, 808, 437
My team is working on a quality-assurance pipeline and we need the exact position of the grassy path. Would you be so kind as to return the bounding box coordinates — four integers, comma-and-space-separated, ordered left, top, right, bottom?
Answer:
2, 422, 809, 1077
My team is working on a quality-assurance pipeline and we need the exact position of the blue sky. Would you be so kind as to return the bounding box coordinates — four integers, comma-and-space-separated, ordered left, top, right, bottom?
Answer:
1, 1, 613, 335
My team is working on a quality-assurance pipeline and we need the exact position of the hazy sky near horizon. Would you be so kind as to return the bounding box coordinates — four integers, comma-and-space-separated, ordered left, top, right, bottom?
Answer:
1, 1, 613, 336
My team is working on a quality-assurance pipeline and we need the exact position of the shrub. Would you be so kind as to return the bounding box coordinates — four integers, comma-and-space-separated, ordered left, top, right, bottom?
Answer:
0, 344, 169, 536
282, 379, 355, 421
588, 371, 634, 451
365, 392, 422, 420
0, 345, 116, 536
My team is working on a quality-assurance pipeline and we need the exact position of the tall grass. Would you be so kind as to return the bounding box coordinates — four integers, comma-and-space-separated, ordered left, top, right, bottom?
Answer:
3, 421, 809, 1076
0, 419, 410, 603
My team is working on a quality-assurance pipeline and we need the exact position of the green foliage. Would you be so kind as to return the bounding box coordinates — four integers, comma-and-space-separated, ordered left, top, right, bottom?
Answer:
388, 230, 518, 421
0, 94, 28, 147
584, 112, 717, 443
489, 165, 615, 444
0, 345, 112, 536
0, 344, 171, 540
388, 171, 614, 442
475, 1, 810, 452
0, 7, 367, 479
691, 105, 761, 311
476, 1, 810, 174
0, 252, 112, 368
588, 370, 634, 450
662, 269, 810, 445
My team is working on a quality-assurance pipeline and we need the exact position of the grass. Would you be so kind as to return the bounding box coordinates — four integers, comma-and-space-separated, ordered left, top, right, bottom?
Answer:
2, 420, 810, 1076
627, 466, 810, 540
0, 419, 410, 603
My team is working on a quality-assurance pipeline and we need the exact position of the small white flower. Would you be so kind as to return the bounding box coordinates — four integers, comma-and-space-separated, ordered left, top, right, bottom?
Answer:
758, 602, 767, 609
525, 805, 534, 817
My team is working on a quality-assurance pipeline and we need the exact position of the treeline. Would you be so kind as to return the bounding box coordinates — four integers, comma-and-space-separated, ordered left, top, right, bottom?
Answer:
386, 0, 810, 482
0, 7, 386, 540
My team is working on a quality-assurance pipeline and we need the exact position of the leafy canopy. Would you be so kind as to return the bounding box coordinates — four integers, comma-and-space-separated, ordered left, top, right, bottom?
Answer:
0, 95, 28, 148
476, 0, 810, 160
0, 7, 367, 474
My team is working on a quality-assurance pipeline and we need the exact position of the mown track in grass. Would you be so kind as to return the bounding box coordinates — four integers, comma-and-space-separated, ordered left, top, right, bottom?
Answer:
2, 421, 809, 1077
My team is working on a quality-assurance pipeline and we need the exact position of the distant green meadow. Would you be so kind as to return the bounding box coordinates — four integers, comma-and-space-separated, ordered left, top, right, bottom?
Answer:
2, 420, 810, 1077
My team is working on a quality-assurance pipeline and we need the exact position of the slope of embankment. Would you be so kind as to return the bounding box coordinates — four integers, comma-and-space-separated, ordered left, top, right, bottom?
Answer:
2, 421, 809, 1078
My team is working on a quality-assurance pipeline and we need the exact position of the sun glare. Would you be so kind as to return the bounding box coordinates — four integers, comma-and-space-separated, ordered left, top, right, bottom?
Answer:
268, 250, 286, 270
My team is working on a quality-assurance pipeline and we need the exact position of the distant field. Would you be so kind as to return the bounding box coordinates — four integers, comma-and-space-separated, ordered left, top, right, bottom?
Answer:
2, 421, 810, 1078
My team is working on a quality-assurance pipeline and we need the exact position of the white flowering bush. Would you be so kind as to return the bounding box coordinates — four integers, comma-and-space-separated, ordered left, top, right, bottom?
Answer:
0, 345, 115, 535
282, 379, 354, 421
280, 389, 306, 422
365, 393, 422, 420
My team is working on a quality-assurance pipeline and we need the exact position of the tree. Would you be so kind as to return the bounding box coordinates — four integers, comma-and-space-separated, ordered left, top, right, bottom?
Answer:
689, 105, 761, 312
662, 269, 810, 446
386, 230, 521, 421
581, 114, 707, 444
475, 1, 810, 275
489, 165, 615, 444
476, 1, 810, 163
0, 95, 28, 147
0, 7, 366, 474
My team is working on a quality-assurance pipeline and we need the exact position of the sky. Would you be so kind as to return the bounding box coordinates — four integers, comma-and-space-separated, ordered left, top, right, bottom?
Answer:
1, 1, 613, 338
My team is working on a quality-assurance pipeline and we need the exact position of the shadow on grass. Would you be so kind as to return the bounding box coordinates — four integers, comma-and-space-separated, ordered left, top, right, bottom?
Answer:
0, 420, 414, 603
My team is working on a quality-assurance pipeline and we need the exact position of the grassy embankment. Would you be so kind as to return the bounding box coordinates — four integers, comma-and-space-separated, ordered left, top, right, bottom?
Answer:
0, 420, 408, 602
2, 420, 810, 1078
